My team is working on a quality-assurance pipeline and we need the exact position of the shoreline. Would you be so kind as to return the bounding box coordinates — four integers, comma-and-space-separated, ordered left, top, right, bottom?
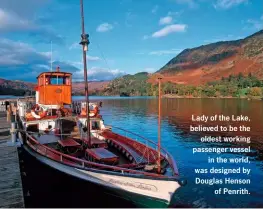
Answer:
0, 94, 262, 101
162, 94, 263, 100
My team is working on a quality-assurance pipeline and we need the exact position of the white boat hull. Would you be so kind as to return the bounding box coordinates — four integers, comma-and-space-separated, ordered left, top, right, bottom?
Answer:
23, 144, 181, 206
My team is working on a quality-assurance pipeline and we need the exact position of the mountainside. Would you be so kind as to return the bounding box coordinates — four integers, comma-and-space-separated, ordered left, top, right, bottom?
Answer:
0, 78, 35, 96
0, 78, 35, 90
72, 81, 110, 95
102, 72, 152, 96
0, 77, 109, 96
155, 30, 263, 85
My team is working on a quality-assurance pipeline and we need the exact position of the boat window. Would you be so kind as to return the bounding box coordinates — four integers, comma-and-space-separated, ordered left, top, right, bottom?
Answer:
91, 121, 100, 130
50, 76, 64, 85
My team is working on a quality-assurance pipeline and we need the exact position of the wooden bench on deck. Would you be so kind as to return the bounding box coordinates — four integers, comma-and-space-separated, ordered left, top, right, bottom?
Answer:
85, 148, 119, 164
108, 139, 148, 164
81, 137, 108, 148
58, 138, 81, 148
58, 138, 81, 154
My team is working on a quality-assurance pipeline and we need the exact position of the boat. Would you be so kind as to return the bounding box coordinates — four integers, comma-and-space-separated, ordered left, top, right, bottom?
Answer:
16, 1, 186, 207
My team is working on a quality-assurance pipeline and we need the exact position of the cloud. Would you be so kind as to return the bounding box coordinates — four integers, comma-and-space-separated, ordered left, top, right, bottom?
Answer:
0, 8, 33, 31
246, 19, 263, 30
173, 0, 198, 8
152, 24, 187, 38
74, 67, 125, 81
0, 0, 48, 18
213, 0, 248, 9
0, 38, 48, 67
87, 56, 100, 61
69, 42, 79, 50
0, 1, 63, 44
151, 5, 159, 14
96, 23, 114, 32
0, 38, 79, 81
69, 56, 100, 68
68, 56, 100, 68
52, 61, 80, 73
149, 49, 182, 55
159, 16, 173, 25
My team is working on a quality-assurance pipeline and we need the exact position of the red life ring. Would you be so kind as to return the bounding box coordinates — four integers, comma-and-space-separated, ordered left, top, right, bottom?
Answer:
31, 105, 47, 119
80, 105, 99, 117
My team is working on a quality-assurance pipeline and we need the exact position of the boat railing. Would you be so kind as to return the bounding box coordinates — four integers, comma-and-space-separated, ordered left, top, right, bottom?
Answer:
24, 131, 180, 179
105, 125, 179, 175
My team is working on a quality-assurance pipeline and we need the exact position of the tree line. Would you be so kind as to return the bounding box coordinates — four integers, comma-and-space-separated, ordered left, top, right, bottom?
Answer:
148, 73, 263, 98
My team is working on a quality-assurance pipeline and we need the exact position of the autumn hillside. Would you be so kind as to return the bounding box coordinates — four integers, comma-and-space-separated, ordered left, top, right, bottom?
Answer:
153, 30, 263, 85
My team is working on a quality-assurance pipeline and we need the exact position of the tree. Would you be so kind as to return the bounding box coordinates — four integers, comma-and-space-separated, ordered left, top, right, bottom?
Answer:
247, 87, 262, 96
204, 86, 216, 97
238, 72, 244, 80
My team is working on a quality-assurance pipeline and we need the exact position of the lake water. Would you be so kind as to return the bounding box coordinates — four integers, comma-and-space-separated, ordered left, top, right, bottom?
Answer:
22, 96, 263, 208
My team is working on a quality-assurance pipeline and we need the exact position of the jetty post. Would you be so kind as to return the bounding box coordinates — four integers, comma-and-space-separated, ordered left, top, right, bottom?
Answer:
10, 102, 17, 143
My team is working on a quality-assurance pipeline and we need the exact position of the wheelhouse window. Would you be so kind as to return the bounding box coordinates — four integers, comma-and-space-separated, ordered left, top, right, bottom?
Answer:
50, 76, 64, 85
44, 75, 71, 85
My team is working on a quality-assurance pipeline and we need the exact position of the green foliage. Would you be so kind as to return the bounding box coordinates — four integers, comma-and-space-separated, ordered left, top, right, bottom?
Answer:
247, 87, 262, 96
103, 72, 152, 96
101, 72, 263, 98
162, 73, 263, 98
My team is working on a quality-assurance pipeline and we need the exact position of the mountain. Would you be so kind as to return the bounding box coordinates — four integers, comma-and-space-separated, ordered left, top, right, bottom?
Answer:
102, 72, 152, 96
72, 81, 110, 95
0, 78, 35, 96
155, 30, 263, 85
0, 78, 35, 90
0, 77, 109, 96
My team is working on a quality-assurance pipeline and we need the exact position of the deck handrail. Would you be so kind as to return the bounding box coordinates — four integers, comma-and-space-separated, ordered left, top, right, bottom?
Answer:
24, 131, 180, 179
105, 125, 179, 175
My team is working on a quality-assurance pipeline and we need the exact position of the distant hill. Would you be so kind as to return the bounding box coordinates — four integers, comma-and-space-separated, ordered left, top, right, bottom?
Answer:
0, 77, 109, 96
72, 81, 110, 95
154, 30, 263, 85
102, 72, 152, 96
0, 78, 35, 96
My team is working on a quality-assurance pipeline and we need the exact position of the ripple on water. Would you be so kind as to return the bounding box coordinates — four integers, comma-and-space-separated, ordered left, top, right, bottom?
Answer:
73, 97, 263, 208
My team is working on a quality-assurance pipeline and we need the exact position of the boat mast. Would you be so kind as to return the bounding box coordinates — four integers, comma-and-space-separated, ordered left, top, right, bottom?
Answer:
50, 41, 53, 72
157, 77, 162, 173
79, 0, 91, 145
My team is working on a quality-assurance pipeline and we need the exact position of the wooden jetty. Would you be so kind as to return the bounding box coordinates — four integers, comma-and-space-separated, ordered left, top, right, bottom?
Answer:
0, 111, 25, 207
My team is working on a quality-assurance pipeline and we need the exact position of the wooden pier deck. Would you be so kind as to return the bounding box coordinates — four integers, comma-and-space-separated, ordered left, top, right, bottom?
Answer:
0, 112, 25, 207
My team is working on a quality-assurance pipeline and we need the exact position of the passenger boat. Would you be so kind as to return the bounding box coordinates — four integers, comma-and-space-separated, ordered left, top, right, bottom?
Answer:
16, 0, 186, 207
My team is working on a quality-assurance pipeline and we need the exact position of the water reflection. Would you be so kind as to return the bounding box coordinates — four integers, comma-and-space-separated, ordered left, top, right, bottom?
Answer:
85, 97, 263, 208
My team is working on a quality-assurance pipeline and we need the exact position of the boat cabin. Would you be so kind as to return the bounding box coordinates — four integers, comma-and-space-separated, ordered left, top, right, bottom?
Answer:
36, 67, 72, 105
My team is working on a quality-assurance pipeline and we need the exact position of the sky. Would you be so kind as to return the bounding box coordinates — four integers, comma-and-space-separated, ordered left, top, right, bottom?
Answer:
0, 0, 262, 82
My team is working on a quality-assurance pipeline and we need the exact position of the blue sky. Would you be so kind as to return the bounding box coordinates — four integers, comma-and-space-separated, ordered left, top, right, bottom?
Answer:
0, 0, 262, 82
